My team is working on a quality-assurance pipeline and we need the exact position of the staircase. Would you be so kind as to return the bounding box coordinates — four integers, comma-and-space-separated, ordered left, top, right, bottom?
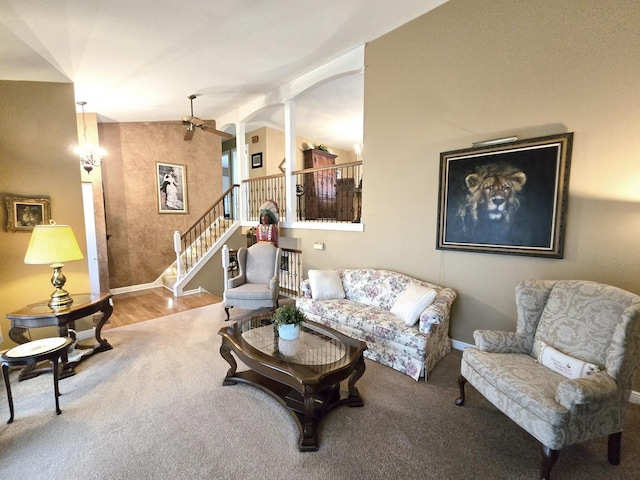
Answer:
158, 186, 240, 296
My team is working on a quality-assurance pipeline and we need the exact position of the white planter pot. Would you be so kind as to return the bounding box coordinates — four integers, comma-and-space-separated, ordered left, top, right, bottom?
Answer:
278, 338, 299, 357
278, 324, 300, 340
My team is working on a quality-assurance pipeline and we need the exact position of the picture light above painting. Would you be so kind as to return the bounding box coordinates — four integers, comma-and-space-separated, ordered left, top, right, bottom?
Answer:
436, 132, 574, 258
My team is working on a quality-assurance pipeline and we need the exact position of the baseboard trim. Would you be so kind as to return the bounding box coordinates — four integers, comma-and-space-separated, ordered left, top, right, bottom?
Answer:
449, 338, 640, 404
110, 282, 158, 295
451, 339, 473, 351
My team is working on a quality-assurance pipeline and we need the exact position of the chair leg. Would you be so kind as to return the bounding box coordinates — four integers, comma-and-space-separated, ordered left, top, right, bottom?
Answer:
2, 364, 15, 424
224, 306, 231, 321
541, 446, 559, 480
608, 431, 621, 465
455, 374, 466, 406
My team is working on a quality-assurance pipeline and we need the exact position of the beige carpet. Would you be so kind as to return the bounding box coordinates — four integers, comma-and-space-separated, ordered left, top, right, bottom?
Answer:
1, 302, 639, 480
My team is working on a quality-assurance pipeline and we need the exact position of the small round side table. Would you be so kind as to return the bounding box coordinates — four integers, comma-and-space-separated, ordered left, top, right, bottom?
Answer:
1, 337, 72, 424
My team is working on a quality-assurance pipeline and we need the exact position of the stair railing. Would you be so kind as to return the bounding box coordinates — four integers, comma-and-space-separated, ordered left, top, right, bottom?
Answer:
174, 184, 240, 277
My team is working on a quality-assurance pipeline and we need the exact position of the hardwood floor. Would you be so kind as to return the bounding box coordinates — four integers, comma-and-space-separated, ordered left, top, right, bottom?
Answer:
105, 287, 221, 329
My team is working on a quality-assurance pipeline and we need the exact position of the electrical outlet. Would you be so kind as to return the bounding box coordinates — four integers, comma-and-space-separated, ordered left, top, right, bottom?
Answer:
313, 242, 324, 250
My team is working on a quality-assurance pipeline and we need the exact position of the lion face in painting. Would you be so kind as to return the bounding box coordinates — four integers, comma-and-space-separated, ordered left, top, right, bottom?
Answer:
458, 164, 527, 231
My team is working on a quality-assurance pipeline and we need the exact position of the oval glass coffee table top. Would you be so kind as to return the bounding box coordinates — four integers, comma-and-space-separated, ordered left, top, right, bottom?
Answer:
5, 337, 68, 358
241, 315, 345, 365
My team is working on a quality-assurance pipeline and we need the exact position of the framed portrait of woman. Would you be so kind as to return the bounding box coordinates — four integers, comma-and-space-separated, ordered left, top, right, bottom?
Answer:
156, 162, 188, 214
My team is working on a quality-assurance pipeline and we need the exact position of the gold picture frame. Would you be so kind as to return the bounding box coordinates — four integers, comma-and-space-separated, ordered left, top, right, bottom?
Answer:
5, 196, 51, 232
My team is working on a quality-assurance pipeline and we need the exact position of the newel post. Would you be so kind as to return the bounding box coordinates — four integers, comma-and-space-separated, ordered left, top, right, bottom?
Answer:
222, 244, 230, 293
173, 231, 183, 280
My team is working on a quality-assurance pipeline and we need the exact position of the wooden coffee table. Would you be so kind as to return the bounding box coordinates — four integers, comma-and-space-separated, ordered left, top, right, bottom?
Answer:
218, 313, 367, 451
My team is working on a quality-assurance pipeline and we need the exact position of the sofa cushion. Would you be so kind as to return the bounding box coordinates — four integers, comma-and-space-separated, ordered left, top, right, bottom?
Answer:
296, 297, 362, 324
346, 306, 428, 352
340, 269, 408, 308
390, 283, 437, 326
308, 269, 346, 300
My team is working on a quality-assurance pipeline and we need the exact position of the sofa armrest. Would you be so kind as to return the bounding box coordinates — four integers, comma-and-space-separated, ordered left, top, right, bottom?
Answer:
555, 372, 618, 409
474, 330, 529, 354
419, 287, 457, 334
300, 279, 312, 298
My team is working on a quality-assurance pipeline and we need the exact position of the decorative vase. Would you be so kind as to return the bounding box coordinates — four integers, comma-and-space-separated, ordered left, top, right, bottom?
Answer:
278, 323, 300, 340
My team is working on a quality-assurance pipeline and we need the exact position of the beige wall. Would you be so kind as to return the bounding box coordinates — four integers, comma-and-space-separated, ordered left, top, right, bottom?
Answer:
284, 0, 640, 348
246, 126, 356, 177
100, 122, 223, 288
0, 81, 90, 350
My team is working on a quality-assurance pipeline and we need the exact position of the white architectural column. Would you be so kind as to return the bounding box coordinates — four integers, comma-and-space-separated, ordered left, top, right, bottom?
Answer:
236, 122, 248, 222
284, 100, 296, 222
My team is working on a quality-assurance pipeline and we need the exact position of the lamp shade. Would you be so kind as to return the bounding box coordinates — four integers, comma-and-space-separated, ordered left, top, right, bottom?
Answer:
24, 224, 84, 265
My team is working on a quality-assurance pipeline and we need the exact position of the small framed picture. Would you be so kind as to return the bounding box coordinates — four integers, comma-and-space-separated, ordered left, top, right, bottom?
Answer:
252, 152, 263, 169
156, 162, 188, 214
5, 196, 51, 232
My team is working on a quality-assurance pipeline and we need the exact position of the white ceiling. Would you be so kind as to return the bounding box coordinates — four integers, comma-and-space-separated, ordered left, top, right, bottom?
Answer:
0, 0, 447, 150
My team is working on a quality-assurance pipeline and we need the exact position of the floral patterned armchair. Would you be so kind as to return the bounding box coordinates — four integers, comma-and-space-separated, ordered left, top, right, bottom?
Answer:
455, 279, 640, 479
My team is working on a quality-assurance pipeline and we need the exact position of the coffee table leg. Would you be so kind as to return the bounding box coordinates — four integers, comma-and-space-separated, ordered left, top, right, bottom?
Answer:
346, 354, 366, 406
300, 386, 319, 451
2, 364, 15, 424
220, 343, 238, 385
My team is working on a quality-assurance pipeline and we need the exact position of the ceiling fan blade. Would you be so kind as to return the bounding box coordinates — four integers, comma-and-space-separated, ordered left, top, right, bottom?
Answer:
201, 125, 233, 139
184, 127, 195, 141
190, 116, 205, 127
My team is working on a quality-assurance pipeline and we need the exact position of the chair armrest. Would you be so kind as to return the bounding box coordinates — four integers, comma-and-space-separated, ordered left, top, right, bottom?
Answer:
228, 274, 245, 289
474, 330, 529, 354
269, 275, 279, 291
555, 372, 618, 409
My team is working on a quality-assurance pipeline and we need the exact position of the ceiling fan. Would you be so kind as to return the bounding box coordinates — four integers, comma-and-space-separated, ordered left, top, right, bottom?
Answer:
181, 94, 233, 141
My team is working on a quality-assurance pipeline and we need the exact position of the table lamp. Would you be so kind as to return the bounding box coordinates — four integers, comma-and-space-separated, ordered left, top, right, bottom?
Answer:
24, 221, 84, 309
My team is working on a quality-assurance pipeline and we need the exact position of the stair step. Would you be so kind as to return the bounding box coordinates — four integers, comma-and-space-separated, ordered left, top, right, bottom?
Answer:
163, 275, 177, 288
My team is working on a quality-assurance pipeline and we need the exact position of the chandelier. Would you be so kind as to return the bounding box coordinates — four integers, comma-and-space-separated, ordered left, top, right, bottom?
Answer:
75, 101, 106, 173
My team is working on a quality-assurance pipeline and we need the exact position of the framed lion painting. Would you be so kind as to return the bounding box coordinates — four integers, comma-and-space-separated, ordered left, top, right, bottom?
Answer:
436, 133, 573, 258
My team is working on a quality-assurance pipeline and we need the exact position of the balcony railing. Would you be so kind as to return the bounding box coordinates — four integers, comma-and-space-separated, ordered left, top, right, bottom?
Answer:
242, 161, 362, 223
279, 247, 303, 297
243, 173, 286, 223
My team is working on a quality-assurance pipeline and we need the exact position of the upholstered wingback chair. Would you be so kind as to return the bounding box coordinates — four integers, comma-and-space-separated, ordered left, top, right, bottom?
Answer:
222, 243, 281, 321
456, 279, 640, 479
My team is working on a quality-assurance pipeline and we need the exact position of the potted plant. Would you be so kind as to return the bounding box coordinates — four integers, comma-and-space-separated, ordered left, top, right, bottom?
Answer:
273, 304, 305, 340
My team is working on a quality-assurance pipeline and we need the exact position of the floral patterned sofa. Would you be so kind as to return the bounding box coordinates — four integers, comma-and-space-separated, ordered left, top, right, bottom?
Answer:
296, 269, 457, 380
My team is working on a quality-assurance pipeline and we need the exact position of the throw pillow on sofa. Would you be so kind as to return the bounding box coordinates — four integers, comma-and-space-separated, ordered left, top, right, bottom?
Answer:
308, 270, 346, 300
390, 283, 437, 326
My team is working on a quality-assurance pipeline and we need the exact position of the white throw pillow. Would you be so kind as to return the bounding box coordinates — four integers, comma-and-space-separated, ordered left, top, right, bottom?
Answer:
390, 283, 437, 326
537, 341, 600, 379
308, 270, 345, 301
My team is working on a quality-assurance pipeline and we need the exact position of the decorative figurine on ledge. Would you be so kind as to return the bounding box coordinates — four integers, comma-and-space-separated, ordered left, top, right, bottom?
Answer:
257, 200, 279, 247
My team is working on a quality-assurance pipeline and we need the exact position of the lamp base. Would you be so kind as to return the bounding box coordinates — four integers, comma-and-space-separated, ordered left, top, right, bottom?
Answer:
48, 263, 74, 309
49, 288, 74, 309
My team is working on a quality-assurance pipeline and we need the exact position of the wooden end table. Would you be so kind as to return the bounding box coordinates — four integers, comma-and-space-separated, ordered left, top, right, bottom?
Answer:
218, 313, 367, 451
6, 293, 113, 379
